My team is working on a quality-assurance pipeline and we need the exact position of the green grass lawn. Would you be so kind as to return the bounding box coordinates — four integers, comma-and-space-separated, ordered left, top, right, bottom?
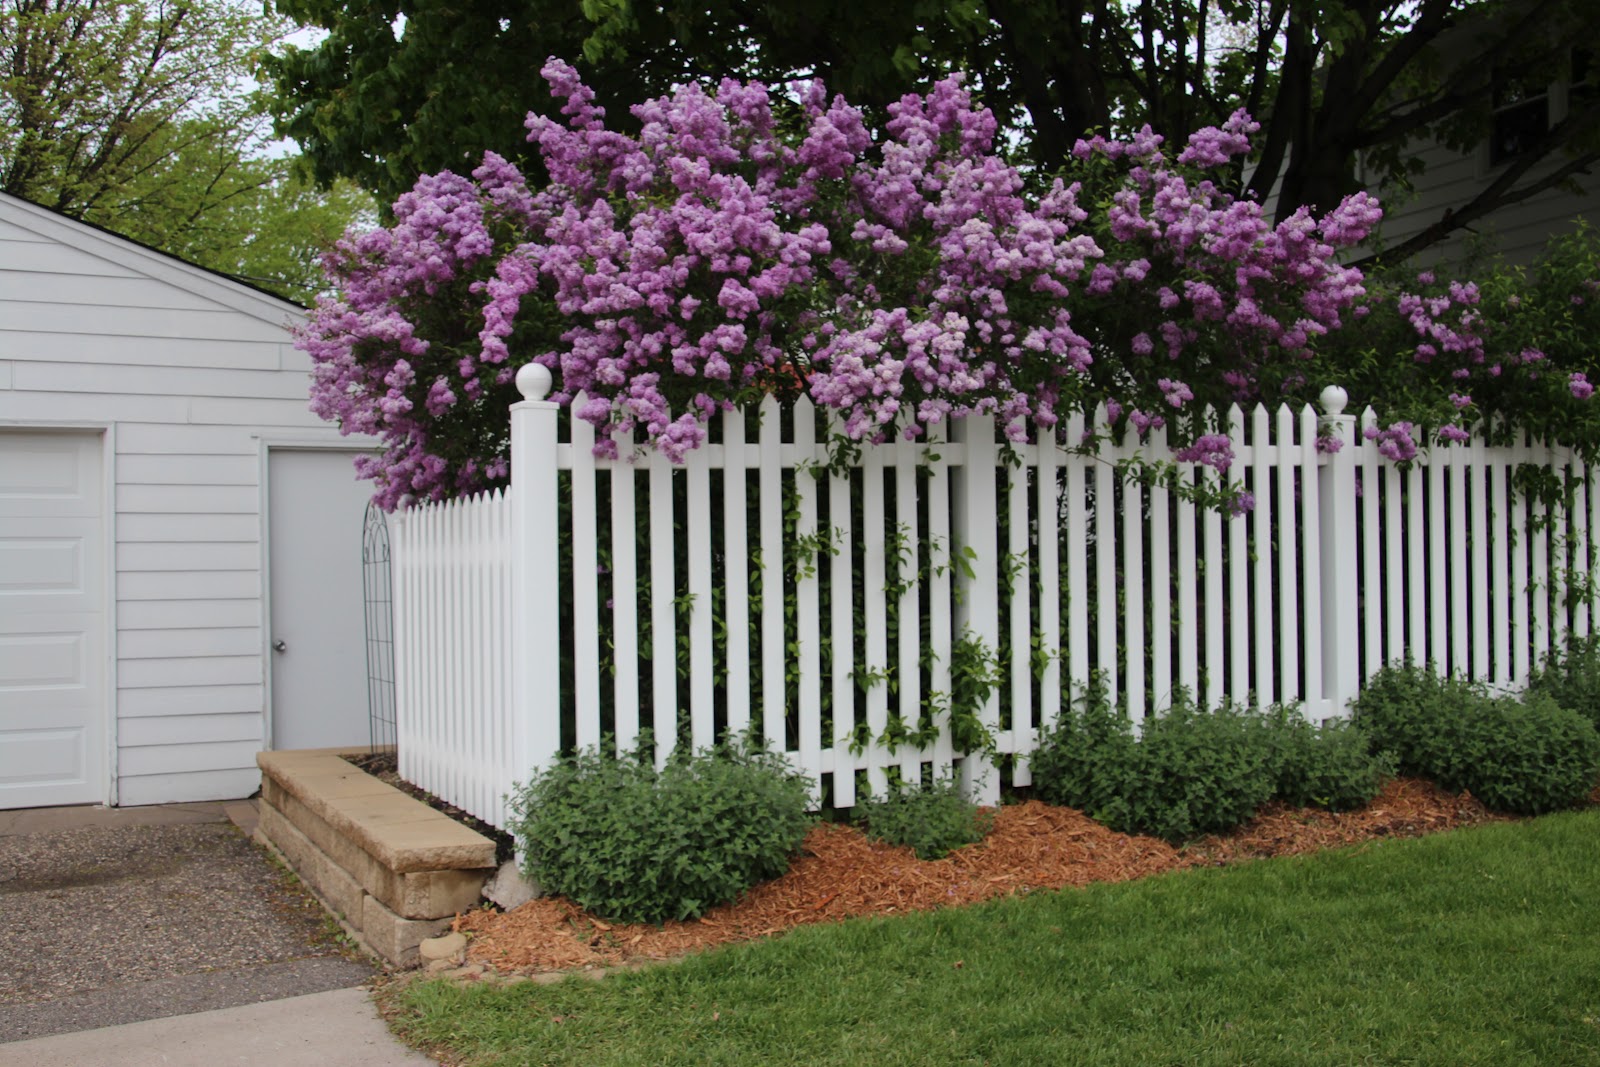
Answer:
385, 810, 1600, 1066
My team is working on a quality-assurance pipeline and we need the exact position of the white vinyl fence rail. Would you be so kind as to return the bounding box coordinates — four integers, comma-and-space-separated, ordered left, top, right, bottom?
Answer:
392, 368, 1596, 831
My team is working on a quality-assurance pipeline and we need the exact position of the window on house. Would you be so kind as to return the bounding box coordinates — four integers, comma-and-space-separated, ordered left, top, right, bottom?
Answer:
1490, 70, 1550, 166
1566, 48, 1597, 111
1489, 48, 1596, 167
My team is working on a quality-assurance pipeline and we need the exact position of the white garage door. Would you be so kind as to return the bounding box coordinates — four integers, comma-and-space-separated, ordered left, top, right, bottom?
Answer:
0, 431, 107, 808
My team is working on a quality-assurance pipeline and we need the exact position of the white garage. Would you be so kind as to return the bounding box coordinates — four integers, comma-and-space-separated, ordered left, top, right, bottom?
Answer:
0, 191, 379, 809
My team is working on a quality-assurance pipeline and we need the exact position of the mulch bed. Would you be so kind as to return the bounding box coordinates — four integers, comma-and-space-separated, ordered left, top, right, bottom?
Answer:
452, 777, 1509, 975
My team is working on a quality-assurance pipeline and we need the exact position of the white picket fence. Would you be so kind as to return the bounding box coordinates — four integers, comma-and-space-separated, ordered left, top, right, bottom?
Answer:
391, 368, 1596, 830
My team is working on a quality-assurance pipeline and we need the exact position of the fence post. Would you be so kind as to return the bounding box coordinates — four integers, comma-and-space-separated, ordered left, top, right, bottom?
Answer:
1317, 385, 1360, 719
952, 413, 1001, 805
510, 364, 561, 791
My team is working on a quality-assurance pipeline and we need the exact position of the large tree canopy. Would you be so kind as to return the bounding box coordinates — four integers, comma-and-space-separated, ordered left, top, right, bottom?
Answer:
0, 0, 374, 299
264, 0, 1600, 262
2, 0, 279, 216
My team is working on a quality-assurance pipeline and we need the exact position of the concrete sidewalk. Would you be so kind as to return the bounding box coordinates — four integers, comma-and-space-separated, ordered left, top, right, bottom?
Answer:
0, 987, 436, 1066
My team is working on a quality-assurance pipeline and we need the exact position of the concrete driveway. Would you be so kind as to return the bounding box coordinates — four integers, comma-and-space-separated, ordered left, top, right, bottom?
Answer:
0, 799, 378, 1044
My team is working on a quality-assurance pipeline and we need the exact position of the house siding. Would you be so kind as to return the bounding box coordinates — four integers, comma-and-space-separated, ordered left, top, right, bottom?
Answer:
0, 192, 369, 807
1368, 141, 1600, 268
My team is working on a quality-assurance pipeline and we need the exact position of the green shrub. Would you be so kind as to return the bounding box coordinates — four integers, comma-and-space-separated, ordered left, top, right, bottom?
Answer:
1445, 691, 1600, 815
1527, 634, 1600, 732
858, 777, 993, 859
1351, 658, 1600, 815
1032, 691, 1280, 844
1268, 709, 1396, 812
508, 738, 812, 924
1027, 681, 1138, 816
1348, 658, 1479, 778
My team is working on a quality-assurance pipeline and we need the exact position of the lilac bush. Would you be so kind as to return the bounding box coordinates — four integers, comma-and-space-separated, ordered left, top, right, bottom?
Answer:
1314, 223, 1600, 462
299, 61, 1593, 509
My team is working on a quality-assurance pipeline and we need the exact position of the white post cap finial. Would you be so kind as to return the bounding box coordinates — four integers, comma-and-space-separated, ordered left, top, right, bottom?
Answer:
1319, 384, 1349, 418
515, 363, 553, 401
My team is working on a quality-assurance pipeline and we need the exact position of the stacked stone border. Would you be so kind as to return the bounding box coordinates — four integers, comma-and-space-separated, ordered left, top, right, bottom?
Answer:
255, 749, 496, 967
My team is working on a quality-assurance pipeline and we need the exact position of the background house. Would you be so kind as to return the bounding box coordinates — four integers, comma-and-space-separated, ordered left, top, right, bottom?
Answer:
0, 191, 377, 810
1371, 63, 1599, 266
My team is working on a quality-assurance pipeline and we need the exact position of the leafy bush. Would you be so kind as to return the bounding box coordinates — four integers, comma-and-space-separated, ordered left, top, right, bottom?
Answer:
1444, 692, 1600, 816
1027, 681, 1138, 817
1348, 658, 1478, 779
1352, 658, 1600, 815
1031, 689, 1395, 843
1527, 634, 1600, 732
858, 777, 993, 860
508, 738, 812, 924
1268, 709, 1396, 812
1032, 691, 1281, 844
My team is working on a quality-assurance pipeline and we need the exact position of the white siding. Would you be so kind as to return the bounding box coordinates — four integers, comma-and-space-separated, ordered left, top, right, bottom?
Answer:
1369, 141, 1600, 267
0, 192, 373, 807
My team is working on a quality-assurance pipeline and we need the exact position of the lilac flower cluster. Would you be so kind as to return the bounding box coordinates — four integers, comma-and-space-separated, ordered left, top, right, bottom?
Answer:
300, 62, 1395, 507
1365, 421, 1420, 463
1071, 113, 1380, 430
1367, 264, 1600, 449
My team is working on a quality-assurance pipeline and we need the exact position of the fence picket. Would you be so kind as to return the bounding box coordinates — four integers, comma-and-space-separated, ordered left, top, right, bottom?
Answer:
1491, 444, 1512, 686
1574, 456, 1590, 639
1252, 405, 1275, 705
1008, 447, 1034, 776
861, 437, 890, 799
570, 403, 602, 751
1175, 463, 1199, 700
1469, 437, 1490, 681
1359, 408, 1383, 683
926, 424, 955, 783
828, 437, 857, 806
1036, 424, 1062, 737
758, 396, 784, 755
1276, 404, 1299, 703
956, 413, 1000, 806
898, 432, 927, 783
1427, 450, 1448, 667
1448, 441, 1469, 676
1096, 426, 1121, 709
795, 400, 823, 799
719, 411, 749, 739
1512, 432, 1532, 680
687, 451, 715, 752
1148, 423, 1172, 715
1531, 445, 1551, 667
1122, 449, 1146, 725
611, 449, 641, 752
1227, 405, 1249, 703
648, 448, 677, 767
1552, 446, 1571, 650
1384, 453, 1405, 667
1299, 404, 1323, 718
1065, 412, 1090, 698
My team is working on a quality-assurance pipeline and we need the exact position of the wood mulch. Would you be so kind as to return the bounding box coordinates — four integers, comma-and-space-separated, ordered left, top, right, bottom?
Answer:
453, 777, 1507, 975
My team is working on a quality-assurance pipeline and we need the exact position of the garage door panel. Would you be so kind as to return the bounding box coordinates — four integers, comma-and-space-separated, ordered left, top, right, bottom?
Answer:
0, 630, 87, 691
0, 436, 101, 516
0, 728, 88, 792
0, 431, 105, 808
0, 534, 89, 600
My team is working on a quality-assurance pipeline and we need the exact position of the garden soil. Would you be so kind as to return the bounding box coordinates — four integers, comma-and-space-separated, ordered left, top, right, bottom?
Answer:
452, 777, 1505, 975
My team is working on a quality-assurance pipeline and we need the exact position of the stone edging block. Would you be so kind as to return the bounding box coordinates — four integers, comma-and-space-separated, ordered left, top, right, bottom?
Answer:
257, 750, 497, 873
254, 748, 500, 966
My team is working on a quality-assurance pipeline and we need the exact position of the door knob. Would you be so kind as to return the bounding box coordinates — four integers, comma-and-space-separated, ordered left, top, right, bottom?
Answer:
273, 640, 287, 653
